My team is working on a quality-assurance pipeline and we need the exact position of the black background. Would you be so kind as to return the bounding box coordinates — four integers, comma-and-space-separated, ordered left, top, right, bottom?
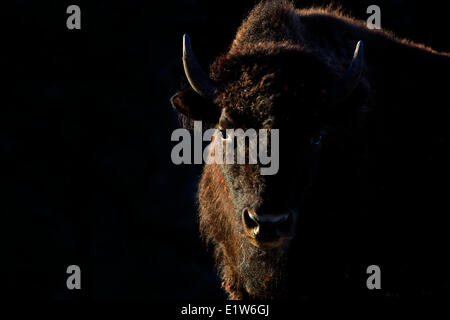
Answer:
3, 0, 448, 301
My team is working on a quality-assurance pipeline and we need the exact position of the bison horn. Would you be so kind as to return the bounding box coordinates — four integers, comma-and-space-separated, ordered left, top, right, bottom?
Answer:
182, 34, 217, 98
329, 40, 365, 104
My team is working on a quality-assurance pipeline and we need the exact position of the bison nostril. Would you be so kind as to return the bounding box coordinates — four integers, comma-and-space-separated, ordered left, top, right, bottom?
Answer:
277, 212, 293, 236
243, 209, 295, 244
242, 208, 259, 235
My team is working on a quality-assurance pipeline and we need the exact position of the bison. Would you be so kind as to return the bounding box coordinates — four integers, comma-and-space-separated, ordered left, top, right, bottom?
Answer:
170, 0, 449, 300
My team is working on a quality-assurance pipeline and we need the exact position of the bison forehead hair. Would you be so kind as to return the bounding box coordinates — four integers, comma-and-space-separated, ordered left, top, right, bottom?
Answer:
210, 42, 335, 128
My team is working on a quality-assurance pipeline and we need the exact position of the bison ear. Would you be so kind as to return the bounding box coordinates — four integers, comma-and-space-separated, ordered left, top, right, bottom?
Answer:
170, 88, 221, 122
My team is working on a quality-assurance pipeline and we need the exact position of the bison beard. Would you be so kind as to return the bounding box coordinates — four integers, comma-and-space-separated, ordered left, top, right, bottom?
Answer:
238, 238, 289, 299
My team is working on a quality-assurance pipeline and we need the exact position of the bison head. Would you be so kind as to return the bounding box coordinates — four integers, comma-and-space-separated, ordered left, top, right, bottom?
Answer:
171, 34, 365, 298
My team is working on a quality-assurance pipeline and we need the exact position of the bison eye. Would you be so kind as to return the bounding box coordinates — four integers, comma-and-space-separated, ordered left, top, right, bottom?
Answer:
310, 135, 322, 145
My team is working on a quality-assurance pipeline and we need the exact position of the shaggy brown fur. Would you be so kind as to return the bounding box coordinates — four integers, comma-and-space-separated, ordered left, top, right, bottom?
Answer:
172, 0, 450, 299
